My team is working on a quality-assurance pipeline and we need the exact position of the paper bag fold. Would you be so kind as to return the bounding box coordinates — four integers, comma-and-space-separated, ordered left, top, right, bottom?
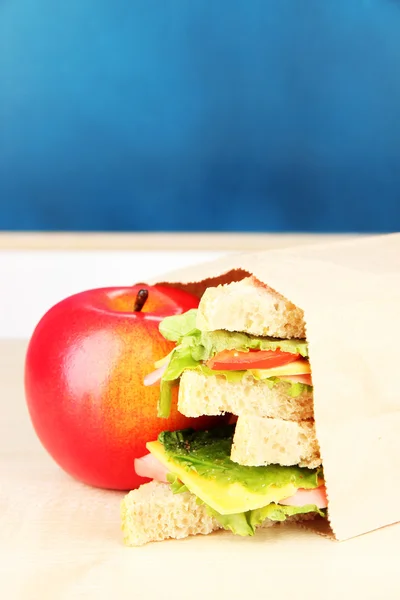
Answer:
148, 233, 400, 541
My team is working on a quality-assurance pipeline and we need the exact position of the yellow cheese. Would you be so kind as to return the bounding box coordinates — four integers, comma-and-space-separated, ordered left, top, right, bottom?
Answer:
146, 440, 297, 515
250, 358, 311, 379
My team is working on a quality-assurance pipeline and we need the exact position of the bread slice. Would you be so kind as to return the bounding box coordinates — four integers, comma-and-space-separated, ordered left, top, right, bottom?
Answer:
121, 480, 314, 546
178, 370, 313, 421
121, 480, 219, 546
231, 415, 321, 469
196, 276, 305, 338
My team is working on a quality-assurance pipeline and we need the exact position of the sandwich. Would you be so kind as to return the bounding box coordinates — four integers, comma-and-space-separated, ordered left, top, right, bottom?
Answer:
121, 276, 327, 546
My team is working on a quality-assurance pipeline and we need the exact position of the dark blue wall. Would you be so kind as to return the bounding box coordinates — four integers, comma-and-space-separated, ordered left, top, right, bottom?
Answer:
1, 1, 400, 232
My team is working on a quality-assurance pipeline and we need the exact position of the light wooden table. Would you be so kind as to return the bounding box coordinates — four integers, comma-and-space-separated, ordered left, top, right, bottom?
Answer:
1, 234, 399, 600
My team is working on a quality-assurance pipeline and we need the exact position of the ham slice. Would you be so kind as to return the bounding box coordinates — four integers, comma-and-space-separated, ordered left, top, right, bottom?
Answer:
280, 486, 327, 509
143, 364, 167, 387
279, 374, 313, 386
134, 453, 169, 482
135, 453, 327, 509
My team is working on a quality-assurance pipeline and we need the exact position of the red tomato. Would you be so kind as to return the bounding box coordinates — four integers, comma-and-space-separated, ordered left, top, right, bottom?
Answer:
24, 285, 223, 491
206, 349, 300, 371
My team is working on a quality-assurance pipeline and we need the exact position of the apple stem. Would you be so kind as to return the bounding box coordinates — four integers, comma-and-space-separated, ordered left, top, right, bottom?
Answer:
134, 289, 149, 312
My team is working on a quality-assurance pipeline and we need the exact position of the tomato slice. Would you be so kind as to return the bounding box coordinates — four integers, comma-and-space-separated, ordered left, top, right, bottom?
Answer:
206, 349, 301, 371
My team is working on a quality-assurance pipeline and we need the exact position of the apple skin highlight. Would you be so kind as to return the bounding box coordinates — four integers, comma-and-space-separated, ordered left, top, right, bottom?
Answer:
24, 285, 220, 490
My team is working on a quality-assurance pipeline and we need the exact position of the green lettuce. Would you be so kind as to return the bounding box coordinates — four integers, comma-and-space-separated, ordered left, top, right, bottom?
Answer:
159, 426, 321, 493
159, 309, 199, 343
159, 310, 308, 359
195, 330, 308, 361
204, 502, 324, 536
166, 472, 189, 494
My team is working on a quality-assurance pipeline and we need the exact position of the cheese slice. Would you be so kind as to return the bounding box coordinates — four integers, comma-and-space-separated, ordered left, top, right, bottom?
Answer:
146, 440, 298, 515
250, 358, 311, 379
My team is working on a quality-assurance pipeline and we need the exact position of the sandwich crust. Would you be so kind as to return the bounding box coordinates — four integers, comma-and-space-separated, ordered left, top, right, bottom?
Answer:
196, 276, 306, 338
121, 480, 219, 546
121, 481, 314, 546
178, 370, 313, 421
231, 415, 321, 469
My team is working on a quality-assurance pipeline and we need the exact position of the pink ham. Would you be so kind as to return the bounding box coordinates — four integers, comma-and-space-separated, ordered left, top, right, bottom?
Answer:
135, 453, 328, 510
143, 364, 167, 387
279, 374, 313, 386
280, 486, 327, 509
134, 453, 169, 483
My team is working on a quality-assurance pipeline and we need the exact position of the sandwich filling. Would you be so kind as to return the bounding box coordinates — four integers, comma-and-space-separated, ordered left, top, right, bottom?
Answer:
139, 305, 326, 536
151, 309, 312, 418
138, 426, 326, 536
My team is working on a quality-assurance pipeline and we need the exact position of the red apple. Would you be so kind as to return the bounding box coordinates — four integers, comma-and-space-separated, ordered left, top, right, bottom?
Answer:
24, 285, 220, 490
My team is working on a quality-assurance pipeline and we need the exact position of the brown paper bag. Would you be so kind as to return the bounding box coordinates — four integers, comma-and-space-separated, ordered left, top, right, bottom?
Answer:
148, 232, 400, 541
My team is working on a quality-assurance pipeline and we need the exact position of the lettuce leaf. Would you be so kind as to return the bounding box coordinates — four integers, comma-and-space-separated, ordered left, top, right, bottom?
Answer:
158, 426, 321, 493
196, 329, 309, 360
159, 309, 199, 343
166, 472, 189, 494
204, 505, 255, 536
159, 310, 308, 358
206, 502, 324, 536
157, 345, 202, 418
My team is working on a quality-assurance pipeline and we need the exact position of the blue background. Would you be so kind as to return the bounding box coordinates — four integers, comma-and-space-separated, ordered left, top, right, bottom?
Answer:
1, 1, 400, 232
